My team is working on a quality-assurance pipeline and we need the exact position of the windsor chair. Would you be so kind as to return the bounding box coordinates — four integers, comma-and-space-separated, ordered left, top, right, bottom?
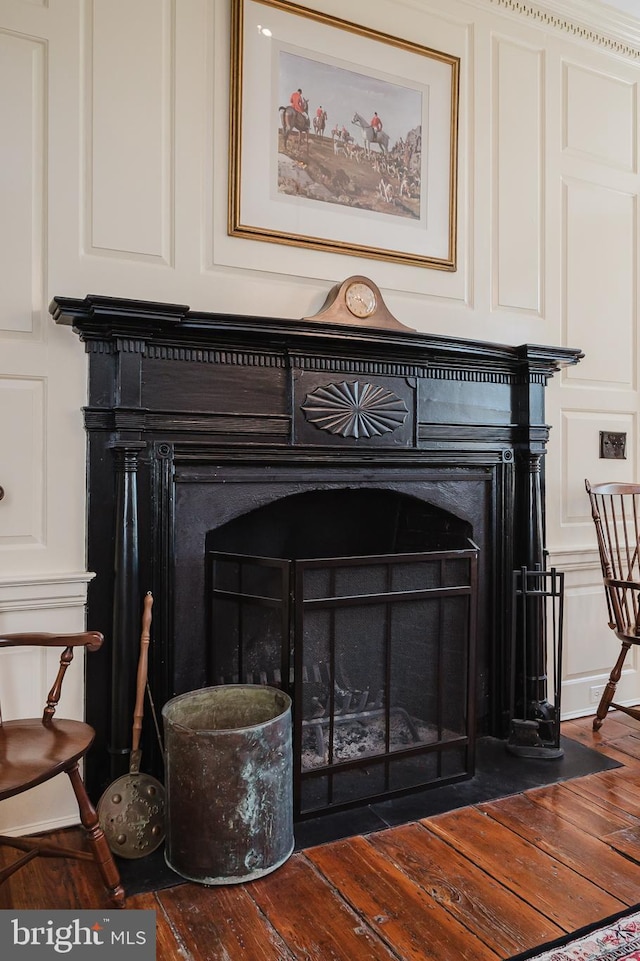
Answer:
585, 480, 640, 731
0, 631, 125, 906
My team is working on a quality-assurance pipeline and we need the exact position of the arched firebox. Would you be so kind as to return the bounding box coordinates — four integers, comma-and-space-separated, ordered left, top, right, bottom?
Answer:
206, 489, 477, 816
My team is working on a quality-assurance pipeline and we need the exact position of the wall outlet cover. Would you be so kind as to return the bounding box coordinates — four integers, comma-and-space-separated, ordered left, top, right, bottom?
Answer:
600, 432, 627, 459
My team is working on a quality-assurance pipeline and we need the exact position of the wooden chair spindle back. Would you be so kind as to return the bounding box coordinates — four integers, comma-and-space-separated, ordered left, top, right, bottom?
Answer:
43, 646, 75, 725
586, 481, 640, 638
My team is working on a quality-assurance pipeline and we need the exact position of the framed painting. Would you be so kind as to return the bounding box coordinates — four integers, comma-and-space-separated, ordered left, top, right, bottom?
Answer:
228, 0, 460, 271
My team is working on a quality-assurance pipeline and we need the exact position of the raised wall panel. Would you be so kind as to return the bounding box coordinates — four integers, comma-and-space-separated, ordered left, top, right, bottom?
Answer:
563, 62, 636, 172
561, 576, 639, 715
87, 0, 174, 262
0, 378, 45, 546
563, 179, 636, 387
492, 37, 542, 314
0, 31, 45, 336
561, 409, 635, 525
547, 554, 640, 719
563, 582, 622, 679
0, 647, 46, 720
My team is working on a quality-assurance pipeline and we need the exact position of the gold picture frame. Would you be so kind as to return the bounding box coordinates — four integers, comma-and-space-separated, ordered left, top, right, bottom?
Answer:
228, 0, 460, 271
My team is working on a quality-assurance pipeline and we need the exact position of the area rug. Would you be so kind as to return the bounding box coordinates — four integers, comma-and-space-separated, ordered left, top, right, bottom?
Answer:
510, 905, 640, 961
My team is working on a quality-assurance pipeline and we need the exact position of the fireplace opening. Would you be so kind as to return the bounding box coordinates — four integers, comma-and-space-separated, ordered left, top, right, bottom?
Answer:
205, 489, 479, 817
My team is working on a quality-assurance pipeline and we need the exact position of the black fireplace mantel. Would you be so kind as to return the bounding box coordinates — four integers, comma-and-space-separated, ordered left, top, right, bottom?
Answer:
50, 293, 583, 799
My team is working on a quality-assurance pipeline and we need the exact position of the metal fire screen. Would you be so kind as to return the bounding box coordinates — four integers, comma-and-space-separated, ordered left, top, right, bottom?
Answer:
208, 543, 478, 818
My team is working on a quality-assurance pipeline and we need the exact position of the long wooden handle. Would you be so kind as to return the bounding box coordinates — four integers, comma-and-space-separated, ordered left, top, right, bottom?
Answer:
131, 592, 153, 754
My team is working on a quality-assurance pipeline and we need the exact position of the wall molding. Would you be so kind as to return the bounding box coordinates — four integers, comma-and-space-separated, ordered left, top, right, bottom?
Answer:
546, 545, 600, 572
0, 571, 94, 613
484, 0, 640, 58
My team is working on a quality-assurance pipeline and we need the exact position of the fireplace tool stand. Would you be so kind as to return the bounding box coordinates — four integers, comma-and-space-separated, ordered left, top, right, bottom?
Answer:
507, 566, 565, 758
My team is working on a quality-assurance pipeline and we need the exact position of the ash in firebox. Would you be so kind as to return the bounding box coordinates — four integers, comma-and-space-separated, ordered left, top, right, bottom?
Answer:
301, 710, 445, 770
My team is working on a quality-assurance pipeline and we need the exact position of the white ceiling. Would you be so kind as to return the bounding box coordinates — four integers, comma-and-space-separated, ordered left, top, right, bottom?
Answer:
600, 0, 640, 19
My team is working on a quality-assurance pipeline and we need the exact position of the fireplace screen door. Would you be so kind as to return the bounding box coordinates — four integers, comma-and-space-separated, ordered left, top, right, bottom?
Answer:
208, 544, 478, 817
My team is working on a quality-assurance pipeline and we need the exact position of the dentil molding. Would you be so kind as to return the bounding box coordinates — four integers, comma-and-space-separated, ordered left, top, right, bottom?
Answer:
481, 0, 640, 58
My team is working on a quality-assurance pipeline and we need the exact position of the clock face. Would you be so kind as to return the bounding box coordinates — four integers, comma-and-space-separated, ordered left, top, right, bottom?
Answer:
345, 282, 377, 319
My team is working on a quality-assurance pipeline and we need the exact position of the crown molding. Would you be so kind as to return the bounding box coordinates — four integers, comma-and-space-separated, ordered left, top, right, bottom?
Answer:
480, 0, 640, 59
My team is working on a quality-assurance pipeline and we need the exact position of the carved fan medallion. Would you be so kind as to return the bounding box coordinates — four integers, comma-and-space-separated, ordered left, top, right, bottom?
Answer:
301, 381, 408, 440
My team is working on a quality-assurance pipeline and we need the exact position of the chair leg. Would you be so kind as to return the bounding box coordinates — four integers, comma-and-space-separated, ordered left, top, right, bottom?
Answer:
66, 763, 125, 908
593, 641, 632, 731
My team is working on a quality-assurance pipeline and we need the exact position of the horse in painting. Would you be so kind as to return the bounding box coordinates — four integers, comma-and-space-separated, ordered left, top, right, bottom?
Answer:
313, 109, 327, 138
352, 112, 389, 155
279, 98, 310, 152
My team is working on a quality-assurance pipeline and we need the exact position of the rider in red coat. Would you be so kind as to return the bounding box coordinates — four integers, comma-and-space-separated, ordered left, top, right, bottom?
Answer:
290, 88, 305, 113
370, 112, 383, 140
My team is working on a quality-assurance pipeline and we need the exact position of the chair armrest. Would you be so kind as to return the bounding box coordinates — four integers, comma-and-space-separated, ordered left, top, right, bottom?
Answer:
0, 632, 104, 653
605, 578, 640, 593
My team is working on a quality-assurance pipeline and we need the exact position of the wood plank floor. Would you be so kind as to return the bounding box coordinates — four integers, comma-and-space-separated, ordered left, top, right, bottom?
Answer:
4, 712, 640, 960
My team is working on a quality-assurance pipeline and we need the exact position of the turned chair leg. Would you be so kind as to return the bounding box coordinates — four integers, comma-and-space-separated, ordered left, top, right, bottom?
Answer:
593, 641, 632, 731
67, 763, 125, 908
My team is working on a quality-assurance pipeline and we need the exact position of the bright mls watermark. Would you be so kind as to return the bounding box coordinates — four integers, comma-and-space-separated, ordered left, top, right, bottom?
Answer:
0, 910, 156, 959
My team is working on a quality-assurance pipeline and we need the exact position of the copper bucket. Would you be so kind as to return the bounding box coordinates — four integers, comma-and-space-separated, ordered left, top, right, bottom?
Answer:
162, 684, 293, 884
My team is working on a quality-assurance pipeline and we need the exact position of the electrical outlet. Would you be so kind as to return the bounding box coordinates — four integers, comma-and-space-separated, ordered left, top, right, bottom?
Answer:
589, 684, 606, 704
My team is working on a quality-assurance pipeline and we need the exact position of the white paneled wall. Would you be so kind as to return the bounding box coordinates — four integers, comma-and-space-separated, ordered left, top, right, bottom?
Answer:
0, 29, 45, 335
1, 0, 640, 829
542, 10, 640, 716
0, 377, 45, 546
564, 178, 635, 387
492, 36, 544, 315
88, 0, 174, 262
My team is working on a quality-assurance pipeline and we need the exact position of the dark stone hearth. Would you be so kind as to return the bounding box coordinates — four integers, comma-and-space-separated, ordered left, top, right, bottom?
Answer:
116, 735, 619, 898
49, 294, 583, 805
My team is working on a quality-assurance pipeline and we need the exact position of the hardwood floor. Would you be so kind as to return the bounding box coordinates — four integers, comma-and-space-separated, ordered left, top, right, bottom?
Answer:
4, 712, 640, 960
